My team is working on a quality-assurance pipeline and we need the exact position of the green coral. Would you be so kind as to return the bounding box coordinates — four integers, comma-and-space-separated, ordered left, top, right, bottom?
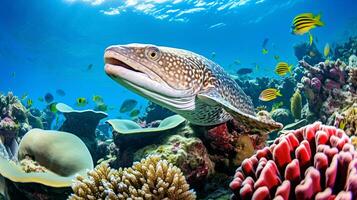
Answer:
290, 89, 302, 120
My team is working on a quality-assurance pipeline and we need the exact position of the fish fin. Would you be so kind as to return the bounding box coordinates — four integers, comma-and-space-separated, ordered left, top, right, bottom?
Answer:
276, 90, 283, 97
198, 90, 282, 134
314, 13, 324, 26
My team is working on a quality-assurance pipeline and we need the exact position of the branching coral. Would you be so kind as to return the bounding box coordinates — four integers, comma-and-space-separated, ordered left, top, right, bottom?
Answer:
230, 122, 357, 200
69, 155, 196, 200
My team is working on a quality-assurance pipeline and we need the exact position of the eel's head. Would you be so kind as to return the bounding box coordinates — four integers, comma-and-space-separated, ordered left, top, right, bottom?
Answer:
104, 44, 207, 111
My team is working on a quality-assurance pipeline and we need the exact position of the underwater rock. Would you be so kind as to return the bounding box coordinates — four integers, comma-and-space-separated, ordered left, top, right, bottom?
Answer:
0, 129, 93, 200
106, 115, 187, 167
270, 108, 294, 126
334, 36, 357, 63
293, 42, 324, 65
56, 103, 107, 163
140, 101, 175, 123
134, 135, 215, 190
229, 122, 357, 200
69, 155, 196, 200
298, 60, 356, 124
0, 92, 31, 160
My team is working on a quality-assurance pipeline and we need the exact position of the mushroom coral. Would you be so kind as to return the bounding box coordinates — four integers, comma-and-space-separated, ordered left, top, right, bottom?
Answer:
69, 155, 196, 200
0, 129, 93, 199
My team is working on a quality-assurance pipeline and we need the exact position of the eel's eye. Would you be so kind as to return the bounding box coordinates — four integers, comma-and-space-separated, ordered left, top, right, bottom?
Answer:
145, 46, 161, 61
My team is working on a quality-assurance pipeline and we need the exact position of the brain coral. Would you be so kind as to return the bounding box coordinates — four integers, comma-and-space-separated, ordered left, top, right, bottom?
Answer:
230, 122, 357, 200
69, 155, 196, 200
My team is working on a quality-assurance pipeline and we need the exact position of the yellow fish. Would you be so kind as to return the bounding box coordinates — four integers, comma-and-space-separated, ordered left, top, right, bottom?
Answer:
292, 13, 324, 35
76, 97, 88, 107
275, 62, 293, 76
259, 88, 282, 101
92, 95, 104, 103
49, 102, 58, 113
324, 43, 330, 57
26, 99, 33, 108
21, 93, 28, 100
262, 48, 268, 55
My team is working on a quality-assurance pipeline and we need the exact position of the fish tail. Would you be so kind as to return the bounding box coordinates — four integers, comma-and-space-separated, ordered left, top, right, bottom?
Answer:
276, 90, 283, 97
289, 65, 293, 76
314, 13, 324, 26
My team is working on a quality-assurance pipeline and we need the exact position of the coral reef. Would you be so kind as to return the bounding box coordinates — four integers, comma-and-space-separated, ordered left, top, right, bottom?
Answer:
197, 120, 266, 173
290, 89, 302, 120
334, 103, 357, 136
334, 36, 357, 63
140, 101, 175, 123
230, 122, 357, 199
56, 103, 107, 163
106, 115, 187, 167
293, 42, 324, 65
0, 92, 31, 160
270, 108, 294, 126
69, 155, 196, 200
297, 60, 356, 123
134, 135, 215, 189
0, 129, 93, 200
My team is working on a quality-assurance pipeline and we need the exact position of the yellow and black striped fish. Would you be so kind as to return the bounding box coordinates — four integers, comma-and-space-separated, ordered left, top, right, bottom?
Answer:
292, 13, 324, 35
275, 62, 293, 76
259, 88, 282, 102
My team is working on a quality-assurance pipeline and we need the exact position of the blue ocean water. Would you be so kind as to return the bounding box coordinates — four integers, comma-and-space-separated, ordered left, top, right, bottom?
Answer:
0, 0, 356, 119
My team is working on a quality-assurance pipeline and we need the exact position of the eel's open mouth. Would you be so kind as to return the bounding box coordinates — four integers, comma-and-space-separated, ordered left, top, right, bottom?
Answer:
104, 52, 142, 75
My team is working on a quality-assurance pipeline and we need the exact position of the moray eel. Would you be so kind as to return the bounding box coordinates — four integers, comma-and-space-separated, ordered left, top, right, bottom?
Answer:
104, 44, 282, 133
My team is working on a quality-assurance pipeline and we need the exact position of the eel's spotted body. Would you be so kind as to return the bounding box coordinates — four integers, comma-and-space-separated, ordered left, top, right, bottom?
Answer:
104, 44, 282, 132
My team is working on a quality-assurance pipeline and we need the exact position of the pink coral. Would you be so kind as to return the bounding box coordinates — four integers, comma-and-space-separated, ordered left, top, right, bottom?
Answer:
230, 122, 357, 200
205, 123, 235, 155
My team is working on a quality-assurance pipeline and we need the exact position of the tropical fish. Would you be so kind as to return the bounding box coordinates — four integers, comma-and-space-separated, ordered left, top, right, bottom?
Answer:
11, 72, 16, 78
308, 32, 313, 46
56, 89, 66, 97
21, 93, 28, 100
262, 48, 268, 55
92, 95, 104, 103
262, 38, 269, 48
274, 55, 280, 61
26, 98, 33, 108
38, 97, 44, 102
119, 99, 138, 113
236, 68, 253, 75
275, 62, 293, 76
259, 88, 282, 101
44, 93, 54, 104
324, 43, 330, 57
104, 44, 282, 132
95, 103, 108, 112
76, 97, 88, 107
87, 64, 93, 71
233, 59, 241, 65
49, 102, 58, 113
292, 13, 324, 35
130, 109, 140, 117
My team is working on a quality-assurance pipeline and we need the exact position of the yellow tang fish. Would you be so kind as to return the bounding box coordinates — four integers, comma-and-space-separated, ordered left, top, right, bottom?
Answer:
92, 95, 104, 103
275, 62, 293, 76
76, 97, 88, 107
259, 88, 282, 101
324, 43, 330, 57
292, 13, 324, 35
